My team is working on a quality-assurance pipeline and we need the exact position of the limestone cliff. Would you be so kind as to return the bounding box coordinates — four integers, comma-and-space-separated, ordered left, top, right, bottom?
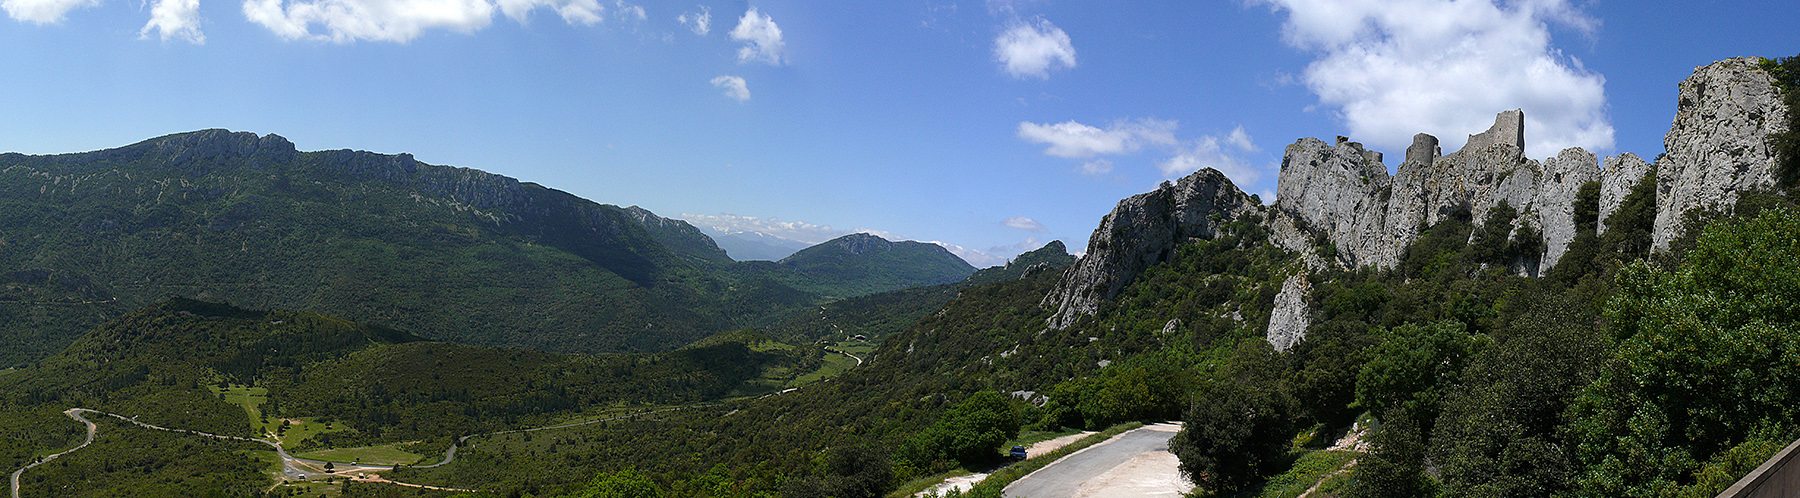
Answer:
1042, 57, 1790, 337
1652, 57, 1789, 249
1042, 169, 1259, 329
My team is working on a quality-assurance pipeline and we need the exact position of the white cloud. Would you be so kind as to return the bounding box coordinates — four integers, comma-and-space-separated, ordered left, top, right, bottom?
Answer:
1161, 126, 1261, 183
496, 0, 601, 24
711, 75, 749, 102
677, 4, 708, 35
243, 0, 496, 42
1016, 118, 1176, 159
681, 213, 845, 245
140, 0, 204, 43
2, 0, 99, 24
993, 16, 1075, 79
729, 6, 783, 65
242, 0, 638, 42
1002, 216, 1048, 233
1259, 0, 1612, 158
612, 0, 639, 20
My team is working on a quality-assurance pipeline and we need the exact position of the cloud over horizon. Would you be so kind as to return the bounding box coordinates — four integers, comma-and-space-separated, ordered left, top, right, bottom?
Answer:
140, 0, 204, 43
1161, 126, 1259, 183
2, 0, 99, 24
1260, 0, 1613, 159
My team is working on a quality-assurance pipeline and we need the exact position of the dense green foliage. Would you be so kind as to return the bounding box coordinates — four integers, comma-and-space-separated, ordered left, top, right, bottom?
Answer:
898, 391, 1022, 468
0, 131, 822, 367
1567, 208, 1800, 496
1172, 343, 1295, 495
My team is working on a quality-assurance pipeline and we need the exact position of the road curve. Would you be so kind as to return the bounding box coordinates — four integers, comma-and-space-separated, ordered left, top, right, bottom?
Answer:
1002, 423, 1190, 498
10, 409, 99, 498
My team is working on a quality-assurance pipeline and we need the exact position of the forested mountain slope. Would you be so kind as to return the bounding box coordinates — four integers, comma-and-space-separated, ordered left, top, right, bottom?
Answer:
0, 130, 815, 366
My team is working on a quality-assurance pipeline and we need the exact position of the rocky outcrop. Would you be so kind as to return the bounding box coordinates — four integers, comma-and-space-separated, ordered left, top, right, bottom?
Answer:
1278, 109, 1599, 272
1043, 57, 1789, 331
1274, 136, 1395, 268
1651, 57, 1789, 249
1266, 273, 1312, 352
1043, 168, 1259, 329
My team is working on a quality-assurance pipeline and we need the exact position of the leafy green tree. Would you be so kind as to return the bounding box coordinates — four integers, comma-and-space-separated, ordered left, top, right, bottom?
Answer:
1566, 209, 1800, 497
1172, 341, 1295, 496
899, 391, 1023, 468
1355, 321, 1486, 429
1348, 408, 1437, 498
1430, 289, 1604, 497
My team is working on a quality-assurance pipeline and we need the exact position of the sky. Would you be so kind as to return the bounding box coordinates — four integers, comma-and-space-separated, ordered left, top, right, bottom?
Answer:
0, 0, 1792, 266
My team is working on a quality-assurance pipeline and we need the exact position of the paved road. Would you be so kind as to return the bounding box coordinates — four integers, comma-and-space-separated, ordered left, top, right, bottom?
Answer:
1003, 423, 1190, 498
10, 409, 98, 498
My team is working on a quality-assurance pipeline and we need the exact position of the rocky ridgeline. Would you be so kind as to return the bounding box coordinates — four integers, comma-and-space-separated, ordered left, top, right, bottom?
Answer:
1044, 57, 1791, 348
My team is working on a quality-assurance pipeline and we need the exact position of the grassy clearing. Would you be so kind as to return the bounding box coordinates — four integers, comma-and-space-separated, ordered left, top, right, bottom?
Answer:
208, 383, 270, 430
790, 349, 859, 387
294, 441, 425, 465
273, 416, 354, 449
1246, 449, 1358, 498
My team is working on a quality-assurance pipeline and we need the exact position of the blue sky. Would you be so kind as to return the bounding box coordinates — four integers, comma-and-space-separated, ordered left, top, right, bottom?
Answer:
1, 0, 1792, 266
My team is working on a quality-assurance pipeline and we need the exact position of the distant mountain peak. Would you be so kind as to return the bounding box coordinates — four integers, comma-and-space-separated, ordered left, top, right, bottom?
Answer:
817, 232, 894, 256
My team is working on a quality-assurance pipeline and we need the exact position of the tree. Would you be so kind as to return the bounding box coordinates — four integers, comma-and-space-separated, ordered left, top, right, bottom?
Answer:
1355, 321, 1485, 430
1566, 208, 1800, 497
1172, 341, 1295, 496
1348, 408, 1436, 498
899, 391, 1023, 468
573, 468, 664, 498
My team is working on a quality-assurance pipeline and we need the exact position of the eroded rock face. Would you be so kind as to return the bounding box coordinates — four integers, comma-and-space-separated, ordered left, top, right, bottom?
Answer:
1279, 109, 1601, 272
1652, 57, 1789, 249
1535, 148, 1600, 266
1600, 153, 1654, 235
1043, 57, 1789, 330
1042, 168, 1259, 329
1266, 273, 1312, 352
1275, 137, 1394, 268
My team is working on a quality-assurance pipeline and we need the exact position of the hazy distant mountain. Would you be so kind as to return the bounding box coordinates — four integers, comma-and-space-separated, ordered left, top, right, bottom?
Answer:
695, 226, 814, 261
729, 233, 977, 299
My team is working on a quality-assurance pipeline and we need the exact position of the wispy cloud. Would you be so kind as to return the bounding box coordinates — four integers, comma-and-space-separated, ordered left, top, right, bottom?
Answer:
1016, 118, 1176, 159
730, 6, 784, 65
1258, 0, 1612, 158
677, 4, 708, 35
1161, 126, 1260, 182
711, 75, 750, 102
1002, 216, 1048, 233
993, 16, 1075, 79
681, 213, 845, 245
1020, 119, 1265, 184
